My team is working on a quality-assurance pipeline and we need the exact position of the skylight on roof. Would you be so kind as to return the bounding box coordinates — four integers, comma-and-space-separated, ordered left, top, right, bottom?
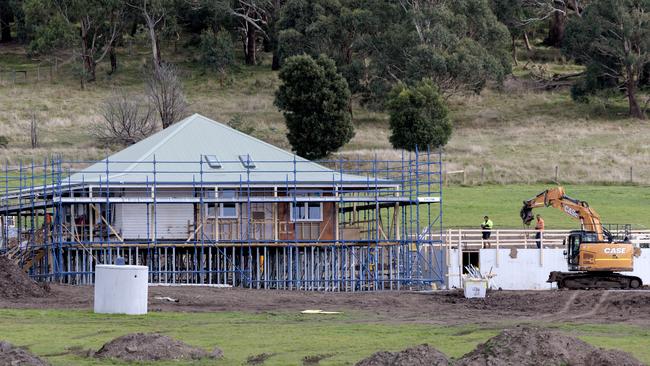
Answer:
204, 155, 222, 169
238, 154, 256, 169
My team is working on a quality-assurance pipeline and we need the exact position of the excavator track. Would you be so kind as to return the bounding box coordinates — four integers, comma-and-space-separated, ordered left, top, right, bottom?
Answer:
548, 271, 643, 290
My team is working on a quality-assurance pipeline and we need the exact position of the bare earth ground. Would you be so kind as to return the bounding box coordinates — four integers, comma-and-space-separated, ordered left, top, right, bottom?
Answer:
1, 284, 649, 326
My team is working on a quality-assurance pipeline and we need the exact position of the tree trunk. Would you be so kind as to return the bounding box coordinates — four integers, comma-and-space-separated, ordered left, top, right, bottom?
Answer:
627, 70, 645, 119
511, 34, 518, 66
80, 21, 96, 82
109, 44, 117, 75
523, 32, 532, 51
85, 59, 96, 82
272, 51, 280, 70
245, 23, 256, 65
545, 11, 566, 47
145, 16, 161, 71
155, 35, 162, 65
130, 19, 138, 37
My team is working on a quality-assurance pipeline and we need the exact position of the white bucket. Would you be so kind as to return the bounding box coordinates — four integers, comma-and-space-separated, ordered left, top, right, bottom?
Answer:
464, 278, 487, 299
94, 264, 148, 315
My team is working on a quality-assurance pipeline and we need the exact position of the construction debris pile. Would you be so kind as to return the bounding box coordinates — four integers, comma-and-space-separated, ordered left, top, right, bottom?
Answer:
356, 344, 449, 366
356, 327, 644, 366
456, 327, 644, 366
0, 255, 48, 299
464, 265, 485, 279
0, 341, 50, 366
94, 333, 222, 362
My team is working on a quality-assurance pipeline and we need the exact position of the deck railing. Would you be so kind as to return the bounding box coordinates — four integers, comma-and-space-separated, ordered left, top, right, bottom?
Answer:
441, 229, 650, 250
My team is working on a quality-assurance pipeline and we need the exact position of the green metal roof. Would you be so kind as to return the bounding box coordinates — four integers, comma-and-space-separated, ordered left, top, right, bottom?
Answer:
69, 114, 390, 186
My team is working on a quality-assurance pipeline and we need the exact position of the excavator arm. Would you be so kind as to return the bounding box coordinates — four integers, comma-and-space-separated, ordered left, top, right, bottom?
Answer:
520, 187, 606, 241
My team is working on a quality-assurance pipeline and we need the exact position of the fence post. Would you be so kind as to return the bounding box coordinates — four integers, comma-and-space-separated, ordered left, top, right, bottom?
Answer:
462, 170, 466, 185
495, 230, 500, 268
524, 230, 528, 249
481, 167, 485, 184
629, 166, 633, 183
539, 231, 544, 267
554, 166, 559, 182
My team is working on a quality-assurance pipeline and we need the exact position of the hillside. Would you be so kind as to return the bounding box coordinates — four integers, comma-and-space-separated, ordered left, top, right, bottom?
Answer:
1, 43, 649, 186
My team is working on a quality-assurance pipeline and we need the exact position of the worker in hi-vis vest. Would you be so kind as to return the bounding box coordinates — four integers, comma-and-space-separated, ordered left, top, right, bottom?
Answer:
481, 216, 493, 248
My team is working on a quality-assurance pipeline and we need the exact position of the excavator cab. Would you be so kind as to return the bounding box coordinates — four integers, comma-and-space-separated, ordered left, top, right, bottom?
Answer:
565, 231, 600, 269
566, 232, 581, 268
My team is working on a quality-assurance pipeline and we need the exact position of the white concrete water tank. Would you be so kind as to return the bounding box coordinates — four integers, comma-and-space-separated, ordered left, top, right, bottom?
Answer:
94, 264, 148, 315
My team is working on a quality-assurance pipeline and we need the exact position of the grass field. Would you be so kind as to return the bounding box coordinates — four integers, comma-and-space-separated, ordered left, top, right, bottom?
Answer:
0, 308, 649, 365
1, 43, 649, 185
443, 184, 650, 229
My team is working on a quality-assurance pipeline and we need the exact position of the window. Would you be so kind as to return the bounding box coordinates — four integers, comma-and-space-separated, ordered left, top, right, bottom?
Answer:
218, 189, 238, 219
238, 154, 256, 169
204, 155, 222, 169
290, 202, 322, 222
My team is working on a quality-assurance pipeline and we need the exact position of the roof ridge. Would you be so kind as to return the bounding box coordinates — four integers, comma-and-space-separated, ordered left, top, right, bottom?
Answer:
104, 114, 198, 180
197, 114, 312, 163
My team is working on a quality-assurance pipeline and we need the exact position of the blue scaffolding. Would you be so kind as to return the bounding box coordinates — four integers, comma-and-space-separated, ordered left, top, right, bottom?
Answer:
0, 149, 444, 291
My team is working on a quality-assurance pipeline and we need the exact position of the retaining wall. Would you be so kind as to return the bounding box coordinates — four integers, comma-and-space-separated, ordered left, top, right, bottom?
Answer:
447, 248, 650, 290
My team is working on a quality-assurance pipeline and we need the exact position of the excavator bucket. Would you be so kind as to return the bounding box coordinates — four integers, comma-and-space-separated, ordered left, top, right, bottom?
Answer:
520, 205, 534, 225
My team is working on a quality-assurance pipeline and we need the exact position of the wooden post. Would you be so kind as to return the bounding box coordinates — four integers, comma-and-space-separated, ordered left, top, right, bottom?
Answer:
524, 229, 528, 249
554, 166, 559, 182
89, 188, 94, 242
495, 230, 500, 268
629, 166, 633, 183
481, 167, 485, 184
462, 170, 466, 185
457, 229, 462, 285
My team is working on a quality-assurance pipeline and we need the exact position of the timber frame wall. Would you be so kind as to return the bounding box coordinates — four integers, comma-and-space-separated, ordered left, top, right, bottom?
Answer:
0, 150, 444, 291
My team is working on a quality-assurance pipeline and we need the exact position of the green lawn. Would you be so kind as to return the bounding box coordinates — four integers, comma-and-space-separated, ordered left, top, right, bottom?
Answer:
0, 309, 649, 365
442, 184, 650, 229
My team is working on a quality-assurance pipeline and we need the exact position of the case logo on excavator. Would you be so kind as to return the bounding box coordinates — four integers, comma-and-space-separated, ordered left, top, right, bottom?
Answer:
604, 247, 626, 254
562, 205, 579, 218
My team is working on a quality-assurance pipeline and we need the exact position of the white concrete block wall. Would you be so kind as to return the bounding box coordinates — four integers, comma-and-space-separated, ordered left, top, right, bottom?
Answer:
475, 248, 650, 290
479, 249, 567, 290
623, 249, 650, 285
447, 249, 462, 289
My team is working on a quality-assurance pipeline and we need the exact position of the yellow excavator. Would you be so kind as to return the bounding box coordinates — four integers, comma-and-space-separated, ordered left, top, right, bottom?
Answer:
520, 187, 642, 289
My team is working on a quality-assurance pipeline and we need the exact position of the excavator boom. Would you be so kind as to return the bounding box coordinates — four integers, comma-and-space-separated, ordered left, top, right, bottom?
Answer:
520, 187, 605, 241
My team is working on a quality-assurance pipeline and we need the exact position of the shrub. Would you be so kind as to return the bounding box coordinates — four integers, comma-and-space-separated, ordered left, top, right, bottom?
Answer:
199, 29, 235, 72
386, 80, 452, 151
274, 54, 354, 160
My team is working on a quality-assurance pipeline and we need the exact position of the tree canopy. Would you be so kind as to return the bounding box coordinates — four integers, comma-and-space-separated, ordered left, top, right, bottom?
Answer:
563, 0, 650, 119
274, 54, 354, 159
387, 80, 452, 151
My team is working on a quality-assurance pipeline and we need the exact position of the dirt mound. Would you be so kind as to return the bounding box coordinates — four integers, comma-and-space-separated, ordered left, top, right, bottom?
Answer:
94, 333, 221, 362
456, 327, 644, 366
356, 344, 449, 366
0, 255, 48, 299
247, 352, 274, 365
0, 340, 49, 366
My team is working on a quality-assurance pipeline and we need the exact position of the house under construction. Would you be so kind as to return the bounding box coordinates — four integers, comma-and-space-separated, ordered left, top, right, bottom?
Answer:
0, 114, 444, 291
